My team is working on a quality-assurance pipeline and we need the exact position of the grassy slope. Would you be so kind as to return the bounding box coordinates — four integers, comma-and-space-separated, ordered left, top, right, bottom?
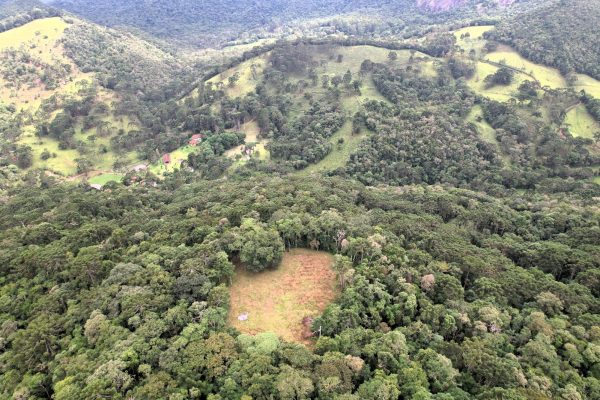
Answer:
562, 104, 599, 139
215, 45, 436, 173
453, 25, 495, 58
0, 17, 142, 177
88, 173, 124, 185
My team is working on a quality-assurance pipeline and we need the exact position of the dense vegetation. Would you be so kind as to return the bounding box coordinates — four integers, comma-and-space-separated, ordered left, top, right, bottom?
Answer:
490, 0, 600, 80
51, 0, 512, 48
1, 175, 599, 399
0, 1, 599, 399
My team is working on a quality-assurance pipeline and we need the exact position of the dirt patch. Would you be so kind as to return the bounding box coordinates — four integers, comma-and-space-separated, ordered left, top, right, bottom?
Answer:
228, 248, 338, 345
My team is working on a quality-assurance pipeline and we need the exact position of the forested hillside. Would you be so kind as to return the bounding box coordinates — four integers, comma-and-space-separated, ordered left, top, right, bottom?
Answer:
490, 0, 600, 80
50, 0, 517, 47
0, 175, 599, 399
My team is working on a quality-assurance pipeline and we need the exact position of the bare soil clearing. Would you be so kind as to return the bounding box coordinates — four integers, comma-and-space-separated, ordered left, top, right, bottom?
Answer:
228, 248, 338, 345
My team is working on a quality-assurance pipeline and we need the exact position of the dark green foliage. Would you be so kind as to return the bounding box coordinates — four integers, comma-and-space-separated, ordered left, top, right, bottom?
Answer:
490, 0, 600, 80
0, 174, 598, 398
484, 67, 514, 88
344, 64, 499, 186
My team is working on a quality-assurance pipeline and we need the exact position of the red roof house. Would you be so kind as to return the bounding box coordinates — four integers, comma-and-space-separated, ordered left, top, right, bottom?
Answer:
189, 134, 206, 146
162, 153, 171, 164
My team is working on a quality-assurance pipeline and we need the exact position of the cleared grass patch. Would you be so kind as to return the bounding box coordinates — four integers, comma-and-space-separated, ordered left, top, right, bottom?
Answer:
467, 61, 525, 102
0, 17, 68, 61
466, 105, 510, 165
484, 45, 566, 89
573, 74, 600, 99
88, 173, 124, 185
302, 121, 366, 174
149, 144, 199, 175
563, 104, 599, 139
207, 54, 269, 98
454, 25, 495, 57
229, 248, 338, 345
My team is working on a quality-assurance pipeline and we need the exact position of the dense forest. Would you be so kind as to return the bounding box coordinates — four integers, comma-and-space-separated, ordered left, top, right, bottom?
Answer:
49, 0, 513, 47
0, 175, 599, 399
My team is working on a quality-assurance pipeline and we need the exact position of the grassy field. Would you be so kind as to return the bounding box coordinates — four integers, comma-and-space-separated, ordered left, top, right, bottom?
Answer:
466, 105, 510, 165
302, 121, 367, 174
466, 61, 526, 102
149, 144, 200, 175
573, 74, 600, 99
0, 17, 68, 61
19, 127, 79, 175
466, 105, 496, 143
454, 25, 495, 58
207, 54, 270, 98
563, 104, 600, 139
88, 173, 124, 185
484, 45, 566, 89
228, 248, 337, 345
0, 17, 83, 110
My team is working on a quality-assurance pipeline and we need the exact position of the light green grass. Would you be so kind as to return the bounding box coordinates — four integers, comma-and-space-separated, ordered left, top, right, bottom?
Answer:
562, 104, 599, 139
207, 54, 270, 98
149, 144, 199, 175
467, 61, 526, 101
593, 176, 600, 185
302, 121, 367, 174
484, 45, 566, 89
0, 17, 68, 62
573, 74, 600, 98
454, 25, 495, 58
19, 127, 78, 175
466, 105, 510, 164
225, 120, 270, 170
88, 173, 124, 185
467, 105, 496, 143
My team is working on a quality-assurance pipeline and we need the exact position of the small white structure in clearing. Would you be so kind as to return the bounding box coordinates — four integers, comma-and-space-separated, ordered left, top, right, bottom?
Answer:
238, 312, 249, 321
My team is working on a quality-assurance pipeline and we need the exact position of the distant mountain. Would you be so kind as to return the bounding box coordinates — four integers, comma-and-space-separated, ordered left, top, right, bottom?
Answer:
50, 0, 413, 47
416, 0, 518, 12
0, 0, 47, 18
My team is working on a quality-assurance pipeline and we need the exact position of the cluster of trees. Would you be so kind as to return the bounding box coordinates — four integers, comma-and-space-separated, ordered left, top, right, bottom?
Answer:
51, 0, 489, 49
186, 131, 246, 179
343, 63, 499, 187
61, 22, 192, 102
481, 97, 597, 172
0, 4, 62, 32
0, 174, 598, 399
0, 48, 72, 91
267, 100, 345, 169
490, 0, 600, 80
483, 67, 514, 89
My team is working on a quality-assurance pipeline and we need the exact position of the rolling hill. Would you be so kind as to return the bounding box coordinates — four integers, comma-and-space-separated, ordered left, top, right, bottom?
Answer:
49, 0, 521, 48
0, 14, 192, 184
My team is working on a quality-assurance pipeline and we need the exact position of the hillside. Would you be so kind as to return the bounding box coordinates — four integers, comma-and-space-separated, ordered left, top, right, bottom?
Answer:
50, 0, 520, 48
163, 26, 599, 189
0, 15, 192, 184
490, 0, 600, 80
